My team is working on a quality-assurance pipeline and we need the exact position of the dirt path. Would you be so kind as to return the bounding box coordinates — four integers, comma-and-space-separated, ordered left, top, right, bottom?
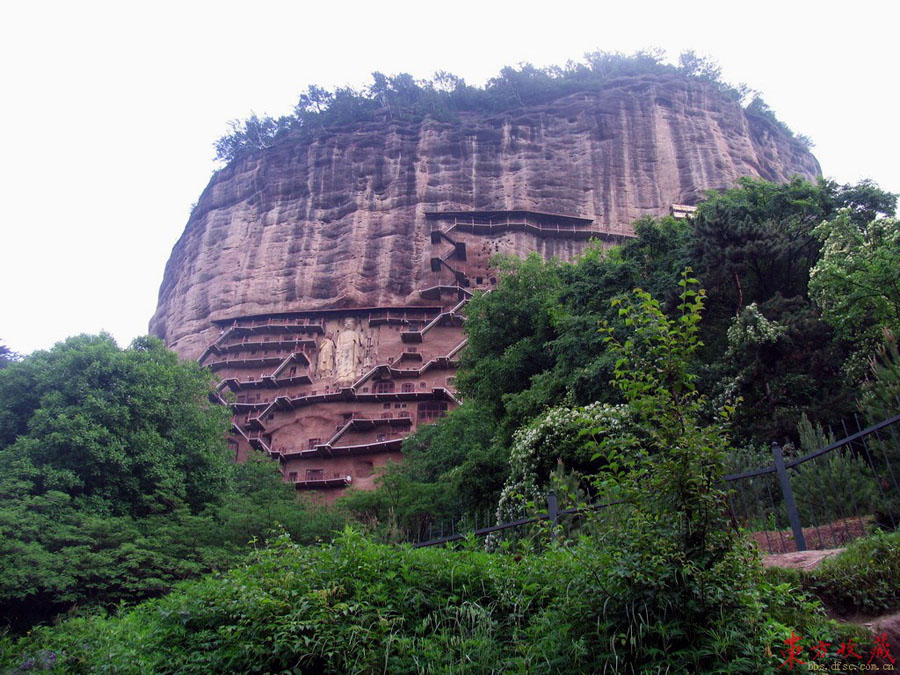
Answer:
764, 549, 899, 668
762, 548, 844, 570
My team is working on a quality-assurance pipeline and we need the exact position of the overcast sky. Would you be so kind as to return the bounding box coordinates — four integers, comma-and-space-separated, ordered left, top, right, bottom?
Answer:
2, 0, 897, 356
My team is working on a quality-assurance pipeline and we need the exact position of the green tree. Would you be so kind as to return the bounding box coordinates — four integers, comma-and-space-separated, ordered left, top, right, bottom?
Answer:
0, 335, 346, 629
0, 334, 231, 516
810, 213, 900, 349
691, 177, 830, 320
690, 178, 895, 440
214, 113, 293, 163
457, 253, 562, 433
713, 298, 849, 442
0, 341, 17, 369
573, 276, 767, 669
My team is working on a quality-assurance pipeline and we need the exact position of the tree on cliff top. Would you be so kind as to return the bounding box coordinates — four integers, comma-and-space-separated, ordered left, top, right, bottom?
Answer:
0, 341, 17, 369
215, 50, 796, 163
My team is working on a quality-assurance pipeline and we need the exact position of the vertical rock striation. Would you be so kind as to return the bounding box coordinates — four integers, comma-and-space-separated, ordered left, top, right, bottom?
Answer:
151, 73, 819, 359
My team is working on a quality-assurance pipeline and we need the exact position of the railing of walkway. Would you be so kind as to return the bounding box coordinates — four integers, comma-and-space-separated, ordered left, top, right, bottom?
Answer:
414, 412, 900, 553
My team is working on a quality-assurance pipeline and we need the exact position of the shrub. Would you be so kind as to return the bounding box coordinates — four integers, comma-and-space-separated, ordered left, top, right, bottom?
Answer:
0, 530, 870, 674
805, 530, 900, 615
543, 275, 774, 671
0, 532, 561, 673
494, 401, 633, 524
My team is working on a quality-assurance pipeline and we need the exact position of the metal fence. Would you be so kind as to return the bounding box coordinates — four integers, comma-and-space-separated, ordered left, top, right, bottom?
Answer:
414, 412, 900, 553
726, 412, 900, 554
413, 496, 622, 548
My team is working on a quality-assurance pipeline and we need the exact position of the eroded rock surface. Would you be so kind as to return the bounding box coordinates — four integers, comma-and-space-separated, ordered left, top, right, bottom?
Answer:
150, 73, 820, 359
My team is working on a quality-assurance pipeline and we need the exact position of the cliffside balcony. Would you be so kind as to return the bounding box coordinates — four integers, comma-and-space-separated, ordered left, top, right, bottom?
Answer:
424, 210, 616, 241
205, 354, 286, 370
366, 309, 438, 327
219, 375, 305, 392
218, 317, 326, 337
290, 472, 352, 489
324, 416, 413, 447
213, 337, 317, 355
285, 437, 404, 459
273, 373, 314, 387
400, 305, 466, 343
417, 285, 472, 301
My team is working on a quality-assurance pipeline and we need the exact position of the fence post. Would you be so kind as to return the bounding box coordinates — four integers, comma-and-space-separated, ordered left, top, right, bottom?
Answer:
547, 490, 559, 541
772, 442, 806, 552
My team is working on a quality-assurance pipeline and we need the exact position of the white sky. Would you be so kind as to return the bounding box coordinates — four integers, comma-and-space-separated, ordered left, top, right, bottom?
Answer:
2, 0, 898, 356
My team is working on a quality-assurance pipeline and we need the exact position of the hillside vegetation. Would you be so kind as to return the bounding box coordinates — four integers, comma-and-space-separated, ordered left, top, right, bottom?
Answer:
342, 176, 900, 538
0, 335, 344, 630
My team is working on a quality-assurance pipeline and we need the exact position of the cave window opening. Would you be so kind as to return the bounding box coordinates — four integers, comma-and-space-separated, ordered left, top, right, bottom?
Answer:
373, 380, 395, 394
418, 401, 448, 422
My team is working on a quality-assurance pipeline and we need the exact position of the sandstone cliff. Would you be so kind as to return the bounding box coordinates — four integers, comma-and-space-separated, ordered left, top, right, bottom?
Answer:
150, 73, 820, 359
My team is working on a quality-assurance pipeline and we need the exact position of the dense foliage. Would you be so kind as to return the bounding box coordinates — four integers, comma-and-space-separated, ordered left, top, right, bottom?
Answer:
214, 50, 809, 163
768, 530, 900, 616
344, 177, 898, 539
0, 342, 16, 369
0, 335, 345, 630
0, 334, 230, 516
1, 530, 870, 673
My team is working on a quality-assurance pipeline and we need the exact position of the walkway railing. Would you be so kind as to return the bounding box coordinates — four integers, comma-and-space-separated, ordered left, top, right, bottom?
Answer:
413, 412, 900, 553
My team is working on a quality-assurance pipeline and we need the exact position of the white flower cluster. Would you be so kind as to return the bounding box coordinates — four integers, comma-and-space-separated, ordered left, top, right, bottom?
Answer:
494, 401, 631, 525
726, 303, 786, 350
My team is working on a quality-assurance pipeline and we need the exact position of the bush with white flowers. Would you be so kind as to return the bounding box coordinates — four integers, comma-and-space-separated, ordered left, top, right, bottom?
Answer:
495, 401, 633, 524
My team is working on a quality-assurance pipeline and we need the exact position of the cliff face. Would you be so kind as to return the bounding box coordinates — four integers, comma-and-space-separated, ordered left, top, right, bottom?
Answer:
151, 73, 820, 359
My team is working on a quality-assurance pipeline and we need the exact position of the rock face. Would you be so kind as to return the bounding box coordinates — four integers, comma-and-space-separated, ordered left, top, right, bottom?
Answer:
151, 73, 819, 359
150, 73, 820, 498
